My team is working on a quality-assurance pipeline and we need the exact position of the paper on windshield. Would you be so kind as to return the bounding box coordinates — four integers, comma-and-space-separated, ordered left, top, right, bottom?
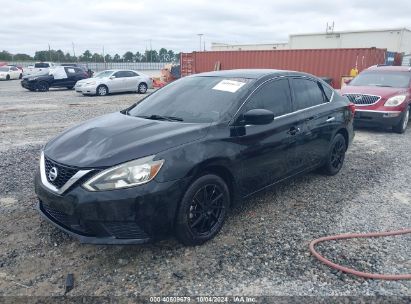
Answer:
212, 79, 246, 93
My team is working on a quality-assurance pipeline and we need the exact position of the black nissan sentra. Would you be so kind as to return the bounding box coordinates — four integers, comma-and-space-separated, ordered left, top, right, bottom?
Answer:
35, 69, 354, 245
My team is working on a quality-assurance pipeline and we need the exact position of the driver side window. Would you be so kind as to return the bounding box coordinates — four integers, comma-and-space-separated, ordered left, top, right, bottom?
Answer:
242, 78, 292, 117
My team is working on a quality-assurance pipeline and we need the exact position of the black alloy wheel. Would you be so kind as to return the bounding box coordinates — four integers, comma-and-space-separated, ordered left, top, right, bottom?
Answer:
175, 174, 229, 245
322, 133, 346, 176
36, 81, 49, 92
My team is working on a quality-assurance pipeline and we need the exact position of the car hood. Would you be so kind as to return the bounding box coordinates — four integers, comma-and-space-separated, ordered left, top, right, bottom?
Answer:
77, 77, 102, 84
340, 85, 408, 98
44, 112, 210, 168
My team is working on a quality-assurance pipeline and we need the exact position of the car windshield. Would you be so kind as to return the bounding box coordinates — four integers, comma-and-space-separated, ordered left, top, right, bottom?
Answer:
350, 71, 411, 88
128, 76, 253, 123
94, 71, 114, 78
0, 67, 9, 71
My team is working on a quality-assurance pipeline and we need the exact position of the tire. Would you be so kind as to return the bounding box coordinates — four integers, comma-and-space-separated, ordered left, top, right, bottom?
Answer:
137, 82, 148, 94
36, 81, 49, 92
393, 107, 409, 134
321, 133, 347, 176
175, 174, 230, 246
96, 85, 108, 96
66, 86, 74, 90
6, 75, 10, 80
19, 74, 22, 79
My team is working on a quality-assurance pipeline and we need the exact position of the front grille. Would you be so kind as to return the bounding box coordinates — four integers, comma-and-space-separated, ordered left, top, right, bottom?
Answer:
41, 203, 94, 235
104, 222, 149, 239
44, 157, 79, 189
344, 94, 380, 105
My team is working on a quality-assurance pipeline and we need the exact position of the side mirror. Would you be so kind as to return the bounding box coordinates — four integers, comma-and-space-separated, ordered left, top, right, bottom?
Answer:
109, 76, 116, 80
242, 109, 274, 125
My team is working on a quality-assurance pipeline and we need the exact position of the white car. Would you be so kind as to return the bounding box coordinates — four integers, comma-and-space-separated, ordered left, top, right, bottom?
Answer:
74, 69, 153, 96
0, 66, 22, 80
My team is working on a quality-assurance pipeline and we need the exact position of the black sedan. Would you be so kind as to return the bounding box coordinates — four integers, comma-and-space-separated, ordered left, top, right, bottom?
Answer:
21, 66, 88, 91
35, 69, 354, 245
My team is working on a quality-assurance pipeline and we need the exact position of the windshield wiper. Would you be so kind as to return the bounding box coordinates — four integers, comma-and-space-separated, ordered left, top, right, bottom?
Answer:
137, 114, 184, 122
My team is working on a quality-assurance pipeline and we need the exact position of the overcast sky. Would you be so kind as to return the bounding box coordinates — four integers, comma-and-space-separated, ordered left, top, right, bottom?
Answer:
1, 0, 411, 56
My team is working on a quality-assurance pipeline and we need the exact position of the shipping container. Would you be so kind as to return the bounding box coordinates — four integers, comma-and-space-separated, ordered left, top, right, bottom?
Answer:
180, 48, 393, 88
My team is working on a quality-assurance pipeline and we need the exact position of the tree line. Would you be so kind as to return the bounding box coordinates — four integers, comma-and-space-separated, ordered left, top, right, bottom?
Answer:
0, 48, 180, 63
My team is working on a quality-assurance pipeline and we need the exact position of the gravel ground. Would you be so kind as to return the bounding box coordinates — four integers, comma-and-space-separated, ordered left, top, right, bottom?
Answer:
0, 80, 410, 298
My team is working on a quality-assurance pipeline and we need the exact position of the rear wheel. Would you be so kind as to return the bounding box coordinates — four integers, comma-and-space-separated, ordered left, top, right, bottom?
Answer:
321, 133, 346, 176
393, 107, 409, 134
137, 82, 148, 94
36, 81, 49, 92
66, 86, 74, 90
96, 85, 108, 96
175, 174, 230, 246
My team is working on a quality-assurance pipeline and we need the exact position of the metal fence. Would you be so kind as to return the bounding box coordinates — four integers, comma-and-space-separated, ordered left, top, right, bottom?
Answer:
8, 61, 166, 72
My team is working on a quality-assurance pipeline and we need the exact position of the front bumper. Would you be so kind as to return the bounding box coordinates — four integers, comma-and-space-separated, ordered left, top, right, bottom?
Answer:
354, 110, 403, 127
21, 80, 36, 90
35, 171, 190, 244
75, 84, 97, 95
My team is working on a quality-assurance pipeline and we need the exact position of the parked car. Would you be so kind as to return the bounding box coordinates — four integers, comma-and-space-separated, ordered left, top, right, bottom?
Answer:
0, 66, 22, 80
21, 66, 88, 91
23, 62, 56, 77
341, 65, 411, 133
61, 63, 93, 78
74, 69, 153, 96
35, 69, 354, 245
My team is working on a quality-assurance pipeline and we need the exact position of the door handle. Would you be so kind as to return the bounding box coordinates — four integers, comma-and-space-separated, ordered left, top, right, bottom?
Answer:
287, 127, 301, 135
326, 117, 335, 122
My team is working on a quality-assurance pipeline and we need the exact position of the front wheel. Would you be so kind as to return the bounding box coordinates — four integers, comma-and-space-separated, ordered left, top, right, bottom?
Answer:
6, 75, 10, 80
36, 81, 49, 92
321, 133, 346, 176
19, 74, 22, 79
393, 107, 409, 134
96, 85, 108, 96
175, 174, 230, 246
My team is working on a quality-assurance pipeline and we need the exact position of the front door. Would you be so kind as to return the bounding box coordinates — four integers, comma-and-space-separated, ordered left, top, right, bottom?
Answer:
232, 78, 303, 197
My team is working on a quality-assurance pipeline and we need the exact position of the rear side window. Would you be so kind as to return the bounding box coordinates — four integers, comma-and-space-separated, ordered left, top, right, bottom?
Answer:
243, 79, 292, 116
34, 63, 49, 68
291, 78, 327, 111
320, 83, 333, 101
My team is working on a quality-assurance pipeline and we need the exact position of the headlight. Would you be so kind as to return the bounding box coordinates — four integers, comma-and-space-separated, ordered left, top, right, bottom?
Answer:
83, 155, 164, 191
384, 95, 407, 107
86, 81, 97, 85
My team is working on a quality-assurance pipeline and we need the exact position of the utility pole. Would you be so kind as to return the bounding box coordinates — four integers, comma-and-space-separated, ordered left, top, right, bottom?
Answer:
72, 42, 76, 61
48, 44, 51, 61
197, 34, 203, 51
149, 39, 152, 63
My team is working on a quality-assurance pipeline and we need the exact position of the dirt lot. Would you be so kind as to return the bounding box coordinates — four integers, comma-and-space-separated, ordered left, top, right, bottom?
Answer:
0, 80, 410, 298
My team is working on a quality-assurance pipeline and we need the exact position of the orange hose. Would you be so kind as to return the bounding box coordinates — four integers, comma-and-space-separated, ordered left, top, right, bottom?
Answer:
309, 229, 411, 280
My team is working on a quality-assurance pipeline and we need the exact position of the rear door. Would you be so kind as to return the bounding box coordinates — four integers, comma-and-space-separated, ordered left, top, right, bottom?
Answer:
289, 77, 339, 167
233, 78, 303, 196
10, 67, 20, 79
124, 71, 139, 91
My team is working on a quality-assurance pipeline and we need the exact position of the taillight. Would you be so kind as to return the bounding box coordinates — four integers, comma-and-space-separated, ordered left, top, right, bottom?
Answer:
348, 102, 356, 115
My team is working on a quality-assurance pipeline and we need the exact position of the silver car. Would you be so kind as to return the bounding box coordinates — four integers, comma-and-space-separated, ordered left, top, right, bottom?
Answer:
74, 69, 153, 96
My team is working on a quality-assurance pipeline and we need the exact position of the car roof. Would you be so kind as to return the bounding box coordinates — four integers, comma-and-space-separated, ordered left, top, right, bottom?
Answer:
366, 65, 411, 72
192, 69, 311, 79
